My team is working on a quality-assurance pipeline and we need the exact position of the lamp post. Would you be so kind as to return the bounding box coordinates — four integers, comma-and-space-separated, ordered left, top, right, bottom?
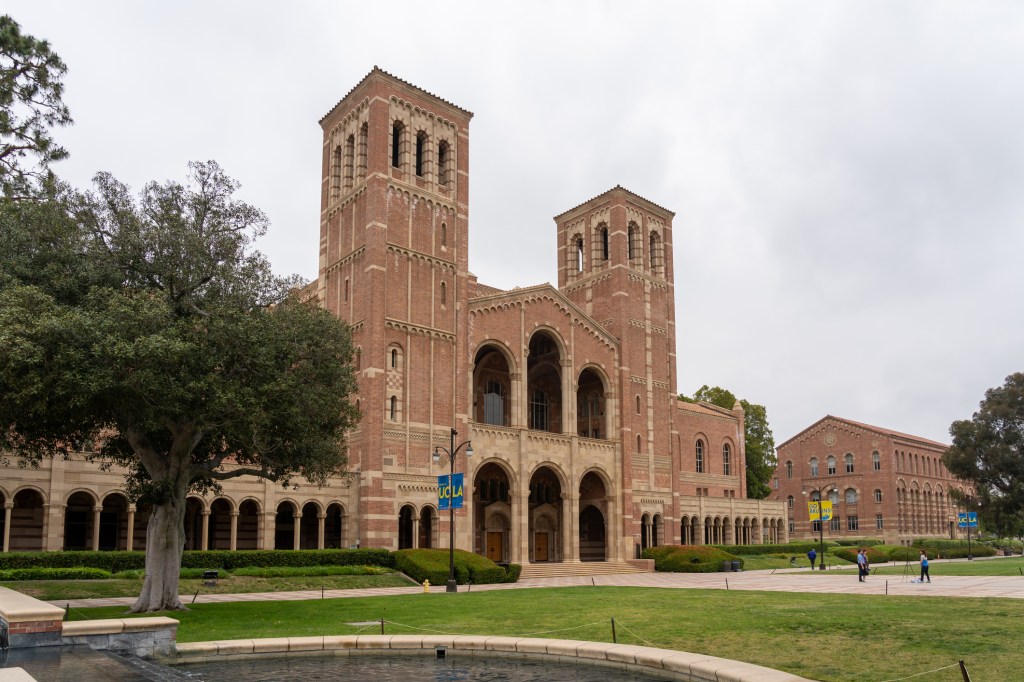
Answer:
433, 427, 473, 593
803, 484, 837, 570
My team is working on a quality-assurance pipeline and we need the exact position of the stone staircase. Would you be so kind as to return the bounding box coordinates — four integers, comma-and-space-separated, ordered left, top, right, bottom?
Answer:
518, 560, 652, 580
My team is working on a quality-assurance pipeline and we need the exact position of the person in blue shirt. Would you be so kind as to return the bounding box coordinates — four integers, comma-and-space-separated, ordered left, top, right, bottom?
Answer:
920, 551, 931, 582
857, 549, 867, 582
807, 548, 817, 570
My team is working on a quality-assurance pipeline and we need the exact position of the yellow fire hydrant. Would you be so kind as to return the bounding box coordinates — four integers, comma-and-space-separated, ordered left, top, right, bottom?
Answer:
423, 579, 431, 593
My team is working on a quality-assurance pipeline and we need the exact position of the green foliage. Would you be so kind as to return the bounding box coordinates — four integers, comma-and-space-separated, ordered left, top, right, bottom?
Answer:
882, 546, 921, 561
0, 567, 110, 580
679, 385, 776, 499
0, 548, 394, 572
983, 538, 1023, 553
642, 545, 741, 572
944, 373, 1024, 537
229, 565, 390, 578
393, 549, 507, 585
714, 542, 838, 556
504, 563, 522, 583
915, 539, 997, 559
833, 546, 887, 564
0, 15, 72, 198
834, 539, 883, 547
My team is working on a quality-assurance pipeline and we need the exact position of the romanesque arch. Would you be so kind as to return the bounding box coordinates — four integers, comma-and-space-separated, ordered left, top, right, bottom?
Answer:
325, 502, 345, 549
63, 490, 97, 551
237, 498, 262, 550
527, 330, 563, 434
474, 342, 515, 427
576, 366, 609, 439
398, 504, 415, 550
529, 464, 563, 561
300, 501, 321, 549
579, 470, 610, 561
209, 498, 233, 550
274, 499, 299, 550
474, 460, 513, 563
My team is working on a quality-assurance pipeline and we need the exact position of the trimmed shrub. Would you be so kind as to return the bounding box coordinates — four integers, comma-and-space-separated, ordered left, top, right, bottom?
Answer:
915, 539, 996, 559
504, 563, 522, 583
393, 549, 507, 585
0, 567, 112, 581
0, 548, 394, 572
715, 542, 839, 556
229, 565, 389, 578
834, 539, 883, 547
833, 546, 887, 564
882, 546, 920, 562
0, 551, 145, 572
643, 545, 741, 573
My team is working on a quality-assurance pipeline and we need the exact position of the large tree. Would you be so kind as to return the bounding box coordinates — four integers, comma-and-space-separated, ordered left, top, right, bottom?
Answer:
944, 372, 1024, 538
0, 15, 71, 199
680, 385, 777, 499
0, 162, 359, 612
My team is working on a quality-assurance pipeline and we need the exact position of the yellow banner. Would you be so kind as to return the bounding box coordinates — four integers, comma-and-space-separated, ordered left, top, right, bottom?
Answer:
807, 500, 833, 522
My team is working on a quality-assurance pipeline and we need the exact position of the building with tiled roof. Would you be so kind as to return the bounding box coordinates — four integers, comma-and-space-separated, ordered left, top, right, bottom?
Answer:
771, 415, 968, 545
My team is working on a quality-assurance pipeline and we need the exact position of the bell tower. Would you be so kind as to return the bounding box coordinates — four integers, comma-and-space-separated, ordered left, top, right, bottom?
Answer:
317, 68, 474, 548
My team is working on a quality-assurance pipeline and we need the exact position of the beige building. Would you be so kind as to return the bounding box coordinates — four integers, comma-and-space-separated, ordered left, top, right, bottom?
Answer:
0, 68, 785, 562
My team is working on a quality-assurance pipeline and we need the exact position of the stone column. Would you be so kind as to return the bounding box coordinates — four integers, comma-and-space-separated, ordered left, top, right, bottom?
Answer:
318, 512, 326, 550
229, 511, 239, 551
412, 515, 420, 549
261, 511, 274, 550
293, 512, 302, 550
91, 505, 102, 551
559, 492, 572, 562
200, 509, 211, 551
126, 506, 135, 551
517, 488, 529, 563
2, 502, 12, 552
560, 359, 573, 434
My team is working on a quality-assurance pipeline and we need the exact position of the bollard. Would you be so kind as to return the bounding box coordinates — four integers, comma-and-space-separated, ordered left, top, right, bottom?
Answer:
423, 579, 431, 593
611, 617, 616, 643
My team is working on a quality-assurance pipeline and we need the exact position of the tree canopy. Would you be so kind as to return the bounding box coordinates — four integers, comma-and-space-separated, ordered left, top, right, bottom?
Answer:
0, 162, 359, 611
0, 15, 71, 198
680, 385, 777, 499
944, 372, 1024, 537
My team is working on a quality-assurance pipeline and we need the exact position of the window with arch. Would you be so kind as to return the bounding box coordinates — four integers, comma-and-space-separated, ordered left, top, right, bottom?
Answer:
649, 231, 662, 275
440, 222, 447, 248
440, 281, 447, 306
845, 488, 858, 505
437, 140, 450, 186
357, 122, 368, 180
635, 395, 641, 414
530, 390, 549, 431
722, 443, 731, 476
874, 489, 882, 503
810, 457, 819, 477
415, 131, 427, 177
845, 453, 854, 473
627, 223, 636, 260
600, 225, 609, 261
787, 495, 794, 509
574, 235, 584, 272
330, 144, 342, 201
344, 278, 349, 303
391, 349, 397, 368
484, 379, 506, 426
872, 451, 881, 471
389, 396, 397, 421
636, 435, 642, 453
695, 440, 704, 473
829, 489, 840, 505
391, 121, 404, 168
354, 348, 361, 371
344, 134, 355, 189
827, 455, 836, 475
786, 460, 793, 478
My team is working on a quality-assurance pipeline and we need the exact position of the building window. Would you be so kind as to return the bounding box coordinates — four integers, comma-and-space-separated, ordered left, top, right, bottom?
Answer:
789, 520, 795, 534
440, 281, 447, 306
575, 236, 584, 272
722, 444, 731, 476
635, 395, 641, 414
415, 131, 427, 176
829, 489, 840, 506
649, 231, 661, 275
786, 461, 793, 479
628, 223, 636, 260
437, 141, 450, 186
827, 456, 836, 475
810, 458, 819, 477
344, 278, 349, 302
345, 134, 355, 189
845, 453, 854, 473
876, 514, 884, 530
391, 349, 398, 368
812, 520, 821, 532
440, 223, 447, 248
845, 488, 858, 505
530, 390, 549, 431
391, 121, 404, 168
772, 478, 779, 490
874, 489, 882, 503
696, 440, 704, 473
600, 226, 609, 261
847, 515, 859, 531
358, 122, 368, 180
389, 396, 397, 421
483, 379, 505, 426
830, 517, 842, 532
787, 495, 794, 509
636, 435, 642, 453
872, 451, 881, 471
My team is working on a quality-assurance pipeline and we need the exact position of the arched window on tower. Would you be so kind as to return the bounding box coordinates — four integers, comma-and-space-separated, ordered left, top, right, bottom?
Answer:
357, 122, 368, 181
636, 435, 642, 453
330, 145, 342, 202
391, 121, 404, 169
649, 231, 662, 275
440, 281, 447, 307
810, 457, 819, 477
628, 223, 636, 261
723, 443, 731, 475
415, 131, 427, 177
600, 225, 609, 261
695, 440, 704, 473
389, 396, 397, 421
344, 134, 355, 190
440, 223, 447, 248
437, 140, 450, 187
575, 236, 584, 272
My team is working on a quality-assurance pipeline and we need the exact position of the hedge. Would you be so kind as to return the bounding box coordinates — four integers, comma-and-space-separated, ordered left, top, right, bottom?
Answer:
393, 549, 512, 585
0, 567, 111, 581
834, 539, 883, 547
0, 548, 394, 572
715, 542, 839, 556
915, 539, 996, 559
833, 546, 888, 564
229, 565, 390, 578
643, 545, 740, 573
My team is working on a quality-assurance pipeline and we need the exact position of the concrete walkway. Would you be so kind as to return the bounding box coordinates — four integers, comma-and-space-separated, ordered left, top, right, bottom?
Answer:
51, 563, 1024, 610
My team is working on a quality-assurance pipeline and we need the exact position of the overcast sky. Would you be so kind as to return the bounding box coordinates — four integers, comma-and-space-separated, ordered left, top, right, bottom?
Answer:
8, 1, 1023, 448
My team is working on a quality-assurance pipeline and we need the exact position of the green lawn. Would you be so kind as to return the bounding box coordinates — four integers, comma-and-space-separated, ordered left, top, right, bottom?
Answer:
0, 573, 412, 600
69, 586, 1023, 682
835, 555, 1024, 577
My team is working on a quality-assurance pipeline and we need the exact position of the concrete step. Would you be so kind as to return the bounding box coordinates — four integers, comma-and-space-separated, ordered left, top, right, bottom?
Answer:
518, 561, 651, 580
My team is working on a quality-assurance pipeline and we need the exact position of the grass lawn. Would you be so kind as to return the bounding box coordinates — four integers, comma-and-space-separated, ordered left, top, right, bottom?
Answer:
0, 573, 413, 600
68, 586, 1023, 682
833, 555, 1024, 577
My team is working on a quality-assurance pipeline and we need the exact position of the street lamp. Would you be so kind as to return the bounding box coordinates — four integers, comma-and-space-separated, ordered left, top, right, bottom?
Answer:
433, 427, 473, 593
802, 484, 837, 570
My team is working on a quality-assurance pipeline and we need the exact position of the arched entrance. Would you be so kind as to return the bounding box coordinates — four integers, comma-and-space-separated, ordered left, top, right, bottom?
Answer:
10, 489, 45, 551
576, 368, 607, 439
64, 491, 96, 551
474, 462, 512, 563
184, 497, 205, 550
640, 513, 651, 550
100, 493, 129, 551
529, 466, 562, 562
527, 332, 562, 433
578, 471, 609, 561
300, 502, 319, 549
274, 501, 297, 550
398, 504, 414, 550
418, 506, 435, 549
325, 503, 344, 549
474, 344, 513, 426
209, 498, 232, 550
236, 499, 261, 550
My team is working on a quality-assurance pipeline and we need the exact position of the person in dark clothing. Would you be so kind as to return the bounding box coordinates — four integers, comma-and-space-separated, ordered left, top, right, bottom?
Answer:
920, 551, 931, 582
807, 548, 817, 570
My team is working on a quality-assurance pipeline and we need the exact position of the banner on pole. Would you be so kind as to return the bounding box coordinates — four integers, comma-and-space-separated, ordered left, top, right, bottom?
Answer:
807, 500, 833, 522
438, 473, 464, 510
958, 512, 978, 528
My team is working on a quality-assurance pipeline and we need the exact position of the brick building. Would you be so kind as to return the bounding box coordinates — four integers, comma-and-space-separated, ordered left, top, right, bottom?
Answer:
771, 415, 966, 545
0, 68, 785, 562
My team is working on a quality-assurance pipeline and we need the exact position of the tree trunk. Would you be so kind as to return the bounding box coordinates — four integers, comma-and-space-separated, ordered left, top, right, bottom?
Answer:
131, 493, 188, 612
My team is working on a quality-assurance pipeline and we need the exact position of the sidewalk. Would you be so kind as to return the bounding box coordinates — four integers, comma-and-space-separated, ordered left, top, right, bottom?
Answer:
50, 564, 1024, 610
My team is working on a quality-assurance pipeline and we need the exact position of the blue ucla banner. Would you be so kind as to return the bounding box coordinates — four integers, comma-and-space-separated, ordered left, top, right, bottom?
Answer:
438, 473, 464, 510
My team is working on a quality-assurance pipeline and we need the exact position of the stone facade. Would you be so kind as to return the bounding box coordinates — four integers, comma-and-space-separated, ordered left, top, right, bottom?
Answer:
0, 68, 785, 562
770, 415, 966, 545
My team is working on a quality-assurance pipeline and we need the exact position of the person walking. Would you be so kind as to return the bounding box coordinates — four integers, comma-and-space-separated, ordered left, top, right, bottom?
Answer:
857, 549, 867, 582
808, 548, 817, 570
920, 551, 931, 582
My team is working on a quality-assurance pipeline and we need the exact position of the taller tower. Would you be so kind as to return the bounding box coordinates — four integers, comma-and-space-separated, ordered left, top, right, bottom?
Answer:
555, 187, 677, 542
318, 68, 474, 548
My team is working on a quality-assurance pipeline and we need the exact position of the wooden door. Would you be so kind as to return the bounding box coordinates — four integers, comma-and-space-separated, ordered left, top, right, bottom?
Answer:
486, 532, 503, 562
534, 532, 549, 561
